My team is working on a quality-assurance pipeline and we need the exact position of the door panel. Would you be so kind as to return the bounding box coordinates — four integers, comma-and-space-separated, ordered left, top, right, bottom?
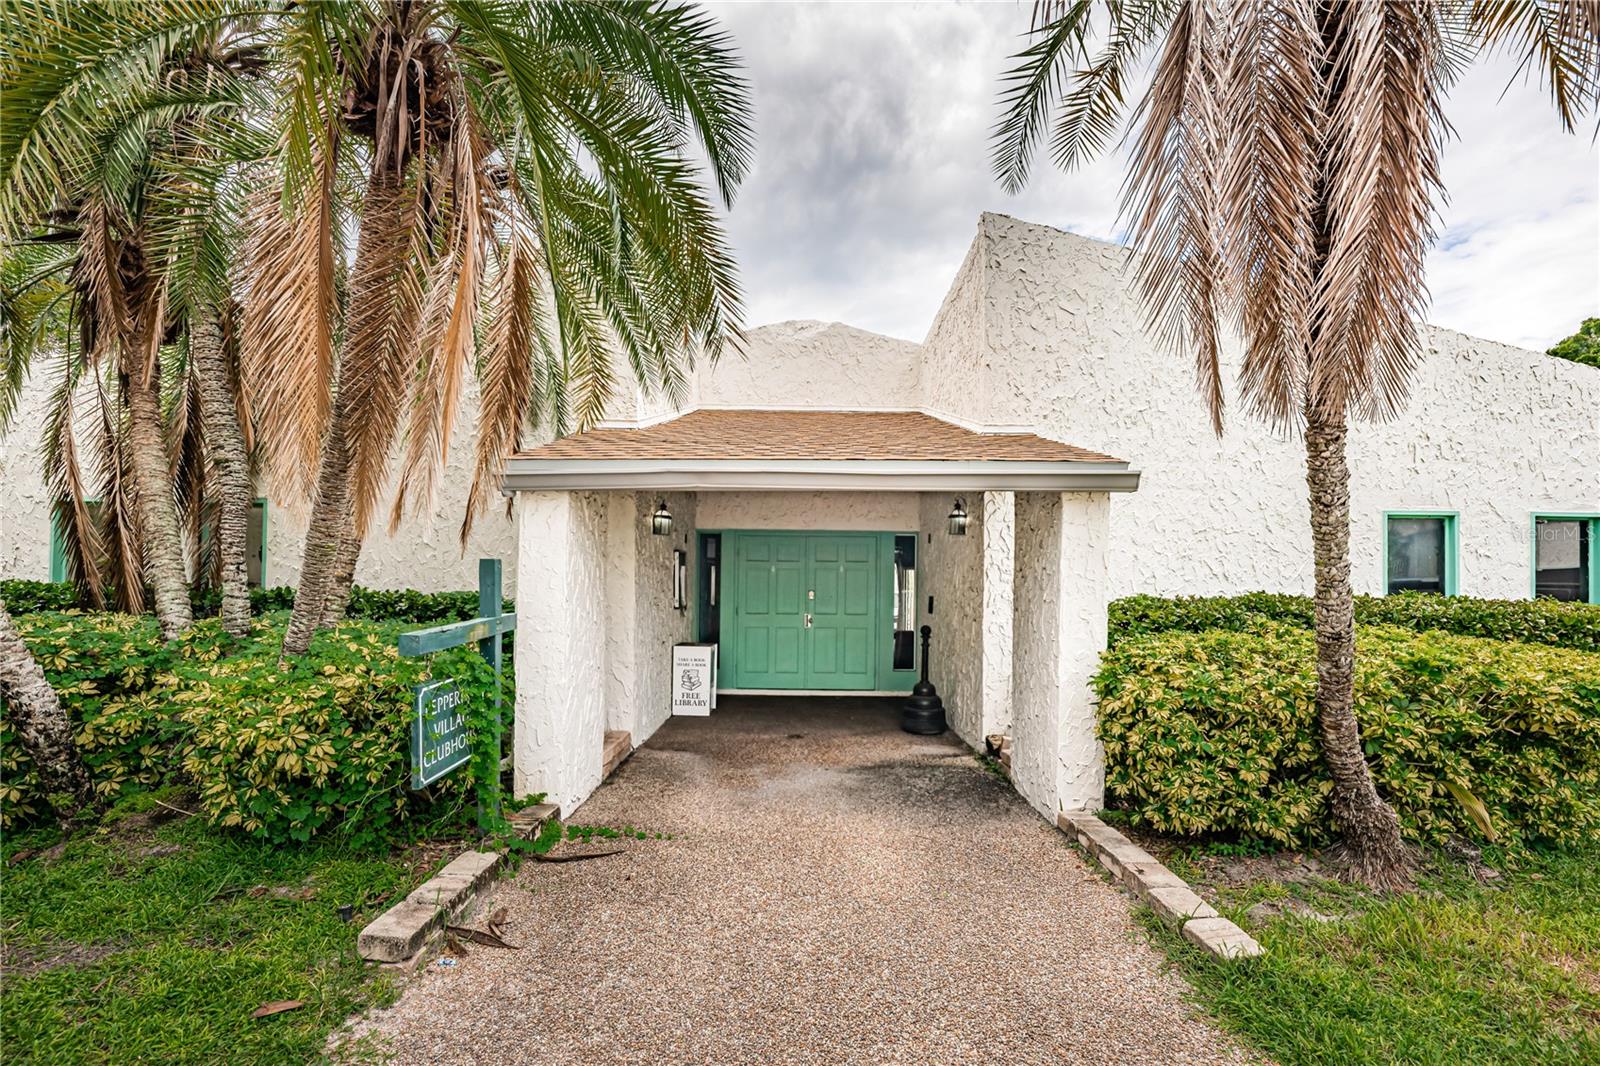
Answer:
734, 535, 806, 687
805, 535, 878, 690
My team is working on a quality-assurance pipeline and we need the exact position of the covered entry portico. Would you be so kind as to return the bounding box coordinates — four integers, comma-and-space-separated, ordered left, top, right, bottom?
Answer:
503, 409, 1139, 822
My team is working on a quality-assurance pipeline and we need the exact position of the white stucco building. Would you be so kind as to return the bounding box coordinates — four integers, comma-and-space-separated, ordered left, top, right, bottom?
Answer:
3, 213, 1596, 820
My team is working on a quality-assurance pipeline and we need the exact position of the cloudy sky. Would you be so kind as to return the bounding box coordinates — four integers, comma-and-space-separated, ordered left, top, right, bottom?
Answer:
704, 1, 1599, 352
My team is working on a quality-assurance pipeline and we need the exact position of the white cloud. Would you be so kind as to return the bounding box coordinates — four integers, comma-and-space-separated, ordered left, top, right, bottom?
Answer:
705, 1, 1598, 351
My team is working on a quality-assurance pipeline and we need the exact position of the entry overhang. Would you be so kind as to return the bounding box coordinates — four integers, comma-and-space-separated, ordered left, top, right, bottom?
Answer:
502, 457, 1140, 493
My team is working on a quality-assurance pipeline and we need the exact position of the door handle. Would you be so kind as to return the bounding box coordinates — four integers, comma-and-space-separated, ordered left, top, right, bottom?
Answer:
804, 613, 813, 628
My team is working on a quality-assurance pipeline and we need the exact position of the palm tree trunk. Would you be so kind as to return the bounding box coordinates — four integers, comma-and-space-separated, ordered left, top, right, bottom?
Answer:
321, 525, 362, 627
192, 307, 252, 638
0, 604, 95, 824
1304, 402, 1411, 889
281, 404, 350, 656
125, 361, 193, 641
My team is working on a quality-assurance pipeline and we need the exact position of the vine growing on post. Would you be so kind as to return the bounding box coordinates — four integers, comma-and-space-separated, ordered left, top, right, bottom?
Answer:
429, 644, 507, 839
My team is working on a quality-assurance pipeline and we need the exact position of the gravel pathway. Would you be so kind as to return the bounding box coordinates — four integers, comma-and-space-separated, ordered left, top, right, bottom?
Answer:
351, 697, 1253, 1065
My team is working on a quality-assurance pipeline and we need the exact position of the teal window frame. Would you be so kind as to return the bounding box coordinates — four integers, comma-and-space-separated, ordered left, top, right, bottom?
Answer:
1381, 510, 1459, 596
1529, 512, 1599, 604
51, 498, 269, 587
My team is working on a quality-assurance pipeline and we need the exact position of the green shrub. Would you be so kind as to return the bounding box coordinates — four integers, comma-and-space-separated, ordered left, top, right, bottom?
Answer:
1095, 624, 1600, 849
0, 579, 81, 614
4, 578, 501, 626
1109, 591, 1600, 651
2, 612, 503, 845
1, 612, 239, 824
173, 621, 488, 847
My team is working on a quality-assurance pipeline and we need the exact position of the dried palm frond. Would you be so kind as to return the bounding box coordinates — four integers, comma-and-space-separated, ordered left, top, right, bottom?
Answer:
389, 107, 494, 532
340, 168, 431, 539
41, 344, 104, 608
1122, 0, 1229, 433
1469, 0, 1600, 132
462, 218, 545, 543
91, 363, 144, 614
240, 146, 337, 497
1218, 0, 1322, 430
1311, 1, 1446, 422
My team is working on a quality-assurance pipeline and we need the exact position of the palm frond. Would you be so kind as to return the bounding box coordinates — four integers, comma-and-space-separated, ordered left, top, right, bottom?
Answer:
1219, 0, 1322, 430
1469, 0, 1600, 132
41, 342, 105, 608
240, 149, 337, 496
1312, 1, 1446, 421
1122, 0, 1229, 433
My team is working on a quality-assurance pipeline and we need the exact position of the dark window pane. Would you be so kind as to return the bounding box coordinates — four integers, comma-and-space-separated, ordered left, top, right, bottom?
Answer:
1387, 517, 1447, 595
892, 534, 917, 670
247, 502, 266, 587
697, 533, 721, 642
1535, 519, 1590, 602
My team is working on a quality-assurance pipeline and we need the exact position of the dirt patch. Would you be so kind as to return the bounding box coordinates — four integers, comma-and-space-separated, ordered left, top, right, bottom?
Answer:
1, 934, 123, 980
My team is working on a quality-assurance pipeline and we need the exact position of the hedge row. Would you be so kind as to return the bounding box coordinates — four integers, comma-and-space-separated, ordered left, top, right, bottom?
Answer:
1, 612, 503, 847
1109, 591, 1600, 651
1095, 624, 1600, 849
0, 579, 494, 626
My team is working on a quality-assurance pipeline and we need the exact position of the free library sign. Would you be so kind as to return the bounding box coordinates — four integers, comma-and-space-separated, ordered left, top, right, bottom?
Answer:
411, 679, 473, 788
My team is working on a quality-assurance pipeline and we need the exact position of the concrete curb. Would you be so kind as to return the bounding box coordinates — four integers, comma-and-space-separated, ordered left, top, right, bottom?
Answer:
1056, 810, 1263, 960
357, 801, 559, 967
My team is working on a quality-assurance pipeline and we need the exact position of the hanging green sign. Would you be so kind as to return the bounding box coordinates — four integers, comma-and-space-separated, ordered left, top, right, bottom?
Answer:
411, 679, 472, 788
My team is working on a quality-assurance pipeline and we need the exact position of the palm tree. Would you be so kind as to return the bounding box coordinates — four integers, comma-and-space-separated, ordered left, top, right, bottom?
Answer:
0, 603, 94, 824
2, 2, 261, 638
239, 0, 751, 657
993, 0, 1597, 888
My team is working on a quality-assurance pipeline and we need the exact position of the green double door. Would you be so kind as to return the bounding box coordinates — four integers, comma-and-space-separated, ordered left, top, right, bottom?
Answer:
730, 533, 879, 690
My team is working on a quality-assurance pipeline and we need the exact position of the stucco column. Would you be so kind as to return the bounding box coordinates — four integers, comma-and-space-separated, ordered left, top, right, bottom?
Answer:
980, 490, 1015, 742
513, 490, 607, 815
1010, 491, 1110, 818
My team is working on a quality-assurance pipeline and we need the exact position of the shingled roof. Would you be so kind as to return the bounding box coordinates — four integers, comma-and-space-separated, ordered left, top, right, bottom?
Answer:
512, 409, 1122, 464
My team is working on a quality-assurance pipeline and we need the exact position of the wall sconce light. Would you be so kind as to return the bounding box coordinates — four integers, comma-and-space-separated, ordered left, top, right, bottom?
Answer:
947, 497, 968, 536
651, 500, 672, 536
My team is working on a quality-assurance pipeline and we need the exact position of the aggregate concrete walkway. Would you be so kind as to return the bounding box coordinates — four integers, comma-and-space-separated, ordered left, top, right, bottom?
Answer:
355, 698, 1252, 1065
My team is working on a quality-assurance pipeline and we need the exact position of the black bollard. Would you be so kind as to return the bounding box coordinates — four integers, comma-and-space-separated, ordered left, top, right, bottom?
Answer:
901, 625, 948, 735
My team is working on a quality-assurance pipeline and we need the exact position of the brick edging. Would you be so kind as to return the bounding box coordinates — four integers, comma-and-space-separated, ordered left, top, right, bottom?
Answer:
1056, 810, 1263, 960
357, 801, 560, 968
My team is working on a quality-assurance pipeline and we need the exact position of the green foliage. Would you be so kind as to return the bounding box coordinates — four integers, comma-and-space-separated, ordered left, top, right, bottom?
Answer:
0, 815, 431, 1065
1095, 625, 1600, 849
1546, 316, 1600, 369
1109, 591, 1600, 651
2, 578, 501, 627
0, 578, 80, 613
2, 613, 238, 823
3, 611, 507, 847
1151, 846, 1600, 1065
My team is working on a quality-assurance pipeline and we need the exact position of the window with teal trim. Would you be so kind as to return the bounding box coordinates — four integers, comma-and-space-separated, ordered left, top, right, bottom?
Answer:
1385, 513, 1457, 595
1533, 515, 1597, 603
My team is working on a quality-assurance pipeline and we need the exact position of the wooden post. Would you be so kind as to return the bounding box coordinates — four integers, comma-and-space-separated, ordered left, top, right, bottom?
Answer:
478, 558, 503, 824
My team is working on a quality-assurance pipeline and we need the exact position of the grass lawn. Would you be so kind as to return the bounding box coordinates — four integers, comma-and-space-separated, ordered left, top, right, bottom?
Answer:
0, 793, 485, 1065
1147, 844, 1600, 1066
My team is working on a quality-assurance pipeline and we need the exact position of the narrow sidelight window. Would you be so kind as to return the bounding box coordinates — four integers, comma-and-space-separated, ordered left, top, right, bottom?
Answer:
892, 534, 917, 670
1384, 512, 1457, 595
1533, 515, 1597, 603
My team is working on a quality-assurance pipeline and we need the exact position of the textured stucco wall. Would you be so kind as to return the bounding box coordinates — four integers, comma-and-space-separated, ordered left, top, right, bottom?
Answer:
918, 233, 992, 429
980, 490, 1016, 740
625, 491, 697, 744
919, 493, 983, 745
0, 368, 65, 581
1010, 491, 1109, 819
513, 490, 607, 814
695, 491, 920, 532
697, 321, 923, 411
967, 212, 1600, 600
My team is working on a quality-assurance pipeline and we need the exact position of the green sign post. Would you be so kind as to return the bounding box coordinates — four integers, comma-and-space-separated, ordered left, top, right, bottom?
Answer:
397, 559, 515, 823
